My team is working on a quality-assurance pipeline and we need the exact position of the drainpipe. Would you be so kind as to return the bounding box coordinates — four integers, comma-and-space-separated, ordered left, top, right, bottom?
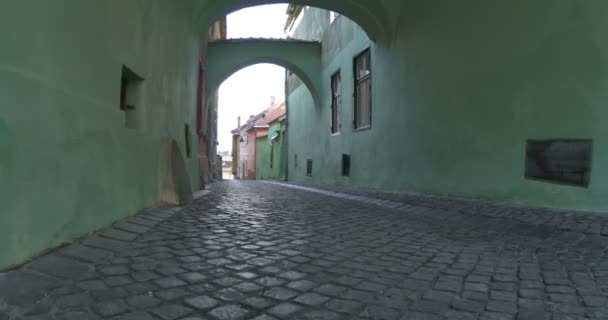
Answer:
284, 68, 290, 181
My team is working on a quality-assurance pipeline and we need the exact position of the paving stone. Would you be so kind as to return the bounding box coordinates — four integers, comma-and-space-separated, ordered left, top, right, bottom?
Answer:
77, 279, 108, 291
263, 287, 299, 301
91, 288, 129, 301
127, 294, 162, 308
5, 181, 608, 320
314, 284, 348, 296
111, 311, 158, 320
486, 301, 517, 314
54, 292, 95, 308
250, 315, 278, 320
61, 245, 111, 263
54, 309, 100, 320
99, 228, 139, 242
452, 298, 484, 313
256, 277, 286, 287
132, 271, 160, 282
93, 300, 129, 317
208, 305, 250, 320
185, 295, 220, 310
214, 288, 246, 301
27, 255, 90, 279
99, 265, 130, 276
152, 288, 189, 302
268, 303, 303, 318
105, 276, 134, 287
152, 304, 193, 320
155, 277, 188, 288
243, 297, 275, 309
294, 293, 330, 306
326, 299, 363, 313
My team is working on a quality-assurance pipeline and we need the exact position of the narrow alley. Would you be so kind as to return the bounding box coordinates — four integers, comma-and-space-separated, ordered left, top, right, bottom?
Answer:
2, 181, 608, 320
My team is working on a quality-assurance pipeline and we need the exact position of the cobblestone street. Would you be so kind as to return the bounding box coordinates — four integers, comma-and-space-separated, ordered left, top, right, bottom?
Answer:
2, 181, 608, 320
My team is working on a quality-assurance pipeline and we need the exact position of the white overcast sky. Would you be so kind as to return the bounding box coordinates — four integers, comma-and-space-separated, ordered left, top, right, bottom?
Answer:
217, 4, 288, 153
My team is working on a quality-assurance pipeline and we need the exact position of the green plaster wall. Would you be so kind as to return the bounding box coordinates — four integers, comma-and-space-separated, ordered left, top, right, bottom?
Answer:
287, 0, 608, 212
270, 120, 287, 180
0, 0, 202, 268
256, 121, 287, 181
255, 136, 272, 180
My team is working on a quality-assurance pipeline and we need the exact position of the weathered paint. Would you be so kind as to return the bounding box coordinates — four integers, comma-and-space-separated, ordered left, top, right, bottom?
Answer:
286, 2, 608, 212
0, 0, 202, 268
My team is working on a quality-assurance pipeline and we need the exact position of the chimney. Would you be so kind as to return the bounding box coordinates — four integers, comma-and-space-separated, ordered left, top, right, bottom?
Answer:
237, 116, 241, 128
270, 95, 276, 106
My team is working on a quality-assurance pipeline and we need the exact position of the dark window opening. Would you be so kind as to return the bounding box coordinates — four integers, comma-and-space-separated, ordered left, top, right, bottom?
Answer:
525, 139, 592, 187
331, 71, 341, 134
120, 65, 143, 128
184, 124, 192, 158
354, 49, 372, 130
270, 144, 275, 169
307, 159, 313, 177
342, 154, 351, 177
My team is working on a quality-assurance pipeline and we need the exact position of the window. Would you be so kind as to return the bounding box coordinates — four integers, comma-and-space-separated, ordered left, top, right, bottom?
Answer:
270, 144, 274, 169
184, 124, 192, 158
294, 154, 298, 168
331, 71, 341, 134
306, 159, 313, 177
525, 139, 592, 187
120, 65, 143, 128
354, 49, 372, 129
342, 154, 351, 177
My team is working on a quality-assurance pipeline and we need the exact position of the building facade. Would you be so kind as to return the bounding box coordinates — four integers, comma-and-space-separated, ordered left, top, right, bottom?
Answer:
283, 4, 608, 213
255, 104, 287, 180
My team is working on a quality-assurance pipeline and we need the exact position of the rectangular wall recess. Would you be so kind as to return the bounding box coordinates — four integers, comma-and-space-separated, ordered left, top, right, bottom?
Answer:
342, 154, 351, 177
306, 159, 313, 177
120, 65, 143, 129
525, 139, 592, 187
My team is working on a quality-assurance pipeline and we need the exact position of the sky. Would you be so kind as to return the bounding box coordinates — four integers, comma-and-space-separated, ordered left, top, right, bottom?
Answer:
217, 4, 289, 153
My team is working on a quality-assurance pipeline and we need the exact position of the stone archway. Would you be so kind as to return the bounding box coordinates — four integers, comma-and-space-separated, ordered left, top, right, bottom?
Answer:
205, 39, 323, 108
194, 0, 388, 42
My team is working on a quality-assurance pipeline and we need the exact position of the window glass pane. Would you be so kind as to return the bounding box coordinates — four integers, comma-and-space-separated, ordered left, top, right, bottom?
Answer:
355, 51, 371, 80
356, 79, 371, 127
333, 73, 341, 94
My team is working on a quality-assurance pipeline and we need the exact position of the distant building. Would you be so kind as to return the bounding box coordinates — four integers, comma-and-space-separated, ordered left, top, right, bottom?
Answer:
255, 104, 287, 180
231, 99, 285, 180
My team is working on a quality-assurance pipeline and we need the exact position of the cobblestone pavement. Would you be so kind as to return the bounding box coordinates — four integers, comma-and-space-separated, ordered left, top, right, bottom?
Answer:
2, 180, 608, 320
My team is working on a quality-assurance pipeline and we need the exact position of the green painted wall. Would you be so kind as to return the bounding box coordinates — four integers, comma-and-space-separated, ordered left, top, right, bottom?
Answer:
255, 136, 271, 180
287, 1, 608, 212
0, 0, 202, 268
256, 120, 287, 181
270, 120, 287, 180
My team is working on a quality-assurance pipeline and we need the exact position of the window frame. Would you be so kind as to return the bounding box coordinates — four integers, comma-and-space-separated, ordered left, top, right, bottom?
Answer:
330, 70, 342, 135
353, 48, 372, 131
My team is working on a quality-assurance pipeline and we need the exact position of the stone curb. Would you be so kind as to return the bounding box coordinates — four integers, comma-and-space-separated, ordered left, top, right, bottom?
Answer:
265, 181, 608, 237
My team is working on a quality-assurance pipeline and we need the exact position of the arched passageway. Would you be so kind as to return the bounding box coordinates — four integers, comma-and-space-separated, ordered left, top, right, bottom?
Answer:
206, 39, 322, 108
194, 0, 389, 42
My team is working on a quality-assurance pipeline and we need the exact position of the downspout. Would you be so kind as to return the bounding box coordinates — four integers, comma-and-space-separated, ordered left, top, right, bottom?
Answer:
284, 68, 290, 181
